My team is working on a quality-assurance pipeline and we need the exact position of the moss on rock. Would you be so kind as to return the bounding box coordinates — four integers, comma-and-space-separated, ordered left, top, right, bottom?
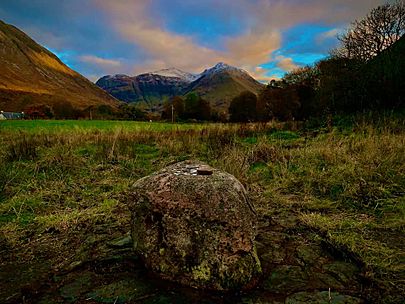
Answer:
125, 160, 261, 290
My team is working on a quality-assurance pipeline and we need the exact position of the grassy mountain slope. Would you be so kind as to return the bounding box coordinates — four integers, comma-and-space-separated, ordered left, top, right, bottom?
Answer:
96, 73, 188, 106
0, 20, 119, 116
185, 67, 264, 112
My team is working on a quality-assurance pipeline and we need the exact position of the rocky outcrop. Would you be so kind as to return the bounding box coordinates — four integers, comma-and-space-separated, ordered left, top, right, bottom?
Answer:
125, 160, 261, 290
96, 73, 190, 103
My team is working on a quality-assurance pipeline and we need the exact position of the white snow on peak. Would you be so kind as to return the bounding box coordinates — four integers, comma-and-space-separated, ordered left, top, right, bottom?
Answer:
199, 62, 247, 78
103, 63, 249, 83
152, 67, 198, 82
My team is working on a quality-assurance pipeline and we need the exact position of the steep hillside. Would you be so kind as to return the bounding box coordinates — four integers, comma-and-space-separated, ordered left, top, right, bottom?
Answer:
96, 73, 189, 105
363, 35, 405, 109
0, 20, 119, 117
185, 63, 264, 111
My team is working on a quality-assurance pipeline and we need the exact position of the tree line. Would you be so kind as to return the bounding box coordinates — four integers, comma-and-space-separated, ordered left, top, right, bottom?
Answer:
228, 1, 405, 122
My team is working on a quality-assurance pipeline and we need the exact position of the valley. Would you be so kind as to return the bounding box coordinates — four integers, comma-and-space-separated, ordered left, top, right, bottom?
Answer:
0, 1, 404, 303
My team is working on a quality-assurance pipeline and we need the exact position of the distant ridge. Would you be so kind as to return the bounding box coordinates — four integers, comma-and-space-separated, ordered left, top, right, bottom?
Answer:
96, 72, 190, 105
0, 20, 120, 117
152, 67, 198, 82
96, 62, 264, 112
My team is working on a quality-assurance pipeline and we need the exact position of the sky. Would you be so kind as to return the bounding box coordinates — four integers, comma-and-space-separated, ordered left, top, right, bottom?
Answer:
0, 0, 387, 82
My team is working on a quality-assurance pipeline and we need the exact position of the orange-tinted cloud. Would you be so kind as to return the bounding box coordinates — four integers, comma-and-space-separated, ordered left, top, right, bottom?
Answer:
93, 0, 282, 80
275, 55, 298, 72
92, 0, 385, 80
226, 30, 281, 68
250, 66, 279, 83
93, 0, 223, 74
79, 55, 122, 68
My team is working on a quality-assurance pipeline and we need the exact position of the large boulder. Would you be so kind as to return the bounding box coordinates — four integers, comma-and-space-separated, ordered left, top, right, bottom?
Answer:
126, 160, 261, 290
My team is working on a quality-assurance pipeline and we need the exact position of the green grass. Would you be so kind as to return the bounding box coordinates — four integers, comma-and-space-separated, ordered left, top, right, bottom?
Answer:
0, 119, 214, 133
0, 117, 404, 301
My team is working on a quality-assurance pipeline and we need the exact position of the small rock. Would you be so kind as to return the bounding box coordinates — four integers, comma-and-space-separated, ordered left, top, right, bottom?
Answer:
86, 278, 154, 303
285, 291, 363, 304
66, 260, 84, 272
322, 261, 359, 284
296, 244, 323, 266
60, 272, 95, 301
263, 265, 308, 293
197, 165, 213, 175
108, 235, 133, 249
186, 165, 198, 169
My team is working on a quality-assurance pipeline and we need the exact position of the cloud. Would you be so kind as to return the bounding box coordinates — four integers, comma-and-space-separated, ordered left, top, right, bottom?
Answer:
79, 55, 122, 68
249, 66, 279, 83
226, 30, 281, 68
86, 74, 101, 83
316, 28, 341, 43
23, 26, 68, 50
92, 0, 385, 79
93, 0, 226, 74
93, 0, 282, 80
1, 0, 387, 80
275, 55, 299, 72
251, 0, 384, 27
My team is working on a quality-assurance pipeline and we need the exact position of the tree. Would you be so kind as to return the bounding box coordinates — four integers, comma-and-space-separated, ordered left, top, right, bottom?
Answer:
229, 91, 257, 122
25, 104, 54, 119
53, 101, 83, 119
317, 57, 363, 113
162, 96, 185, 121
198, 97, 211, 121
361, 35, 405, 109
118, 104, 147, 120
184, 93, 200, 119
283, 66, 319, 87
259, 86, 301, 121
183, 93, 211, 121
336, 1, 405, 61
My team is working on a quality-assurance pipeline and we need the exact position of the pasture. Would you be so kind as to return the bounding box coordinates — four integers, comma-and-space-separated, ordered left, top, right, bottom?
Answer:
0, 118, 404, 303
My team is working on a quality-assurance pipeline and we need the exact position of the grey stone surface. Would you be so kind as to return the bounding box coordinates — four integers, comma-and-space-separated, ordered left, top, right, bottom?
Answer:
126, 160, 261, 290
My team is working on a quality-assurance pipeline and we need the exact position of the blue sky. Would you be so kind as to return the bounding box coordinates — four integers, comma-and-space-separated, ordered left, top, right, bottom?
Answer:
0, 0, 384, 82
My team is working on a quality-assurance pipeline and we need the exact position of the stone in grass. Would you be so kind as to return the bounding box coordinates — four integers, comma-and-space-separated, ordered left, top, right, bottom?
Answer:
264, 265, 308, 293
60, 272, 95, 302
126, 160, 261, 290
108, 234, 133, 249
285, 291, 363, 304
86, 279, 154, 304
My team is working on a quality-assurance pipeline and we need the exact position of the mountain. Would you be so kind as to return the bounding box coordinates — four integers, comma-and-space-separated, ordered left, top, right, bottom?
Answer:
96, 62, 264, 112
96, 72, 190, 105
185, 62, 264, 111
0, 20, 119, 117
152, 67, 198, 82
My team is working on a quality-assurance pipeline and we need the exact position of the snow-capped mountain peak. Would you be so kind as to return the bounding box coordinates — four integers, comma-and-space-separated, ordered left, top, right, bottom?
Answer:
199, 62, 247, 78
152, 67, 198, 82
213, 62, 231, 70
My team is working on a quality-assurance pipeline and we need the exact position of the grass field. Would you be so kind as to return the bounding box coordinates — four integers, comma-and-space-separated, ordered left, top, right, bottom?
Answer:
0, 119, 216, 132
0, 118, 404, 303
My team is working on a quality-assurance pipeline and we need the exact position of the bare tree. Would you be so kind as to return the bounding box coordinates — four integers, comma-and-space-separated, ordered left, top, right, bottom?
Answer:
336, 1, 405, 61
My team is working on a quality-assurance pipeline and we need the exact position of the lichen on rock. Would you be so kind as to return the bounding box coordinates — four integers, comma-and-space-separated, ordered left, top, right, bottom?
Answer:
125, 160, 261, 290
